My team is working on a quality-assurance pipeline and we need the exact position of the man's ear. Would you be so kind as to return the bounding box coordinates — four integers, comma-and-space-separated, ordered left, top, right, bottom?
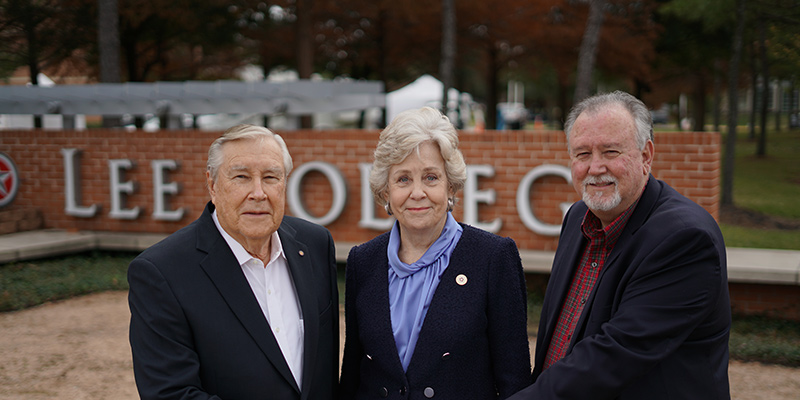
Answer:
642, 140, 655, 175
206, 171, 216, 203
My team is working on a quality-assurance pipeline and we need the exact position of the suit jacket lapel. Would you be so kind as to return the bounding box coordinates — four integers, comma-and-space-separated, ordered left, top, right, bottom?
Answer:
196, 204, 299, 393
362, 234, 406, 376
278, 222, 318, 399
592, 175, 661, 283
569, 176, 662, 343
548, 235, 585, 315
537, 218, 585, 367
406, 231, 469, 373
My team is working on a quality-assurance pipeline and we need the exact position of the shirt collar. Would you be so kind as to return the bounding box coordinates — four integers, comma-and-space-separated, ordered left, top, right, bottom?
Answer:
581, 197, 639, 249
212, 209, 285, 266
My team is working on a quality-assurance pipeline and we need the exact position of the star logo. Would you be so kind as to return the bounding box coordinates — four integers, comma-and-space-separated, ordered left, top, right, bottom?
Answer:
0, 152, 20, 208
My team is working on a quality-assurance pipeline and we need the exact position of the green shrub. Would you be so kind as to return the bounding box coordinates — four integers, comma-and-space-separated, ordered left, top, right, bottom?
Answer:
0, 251, 135, 312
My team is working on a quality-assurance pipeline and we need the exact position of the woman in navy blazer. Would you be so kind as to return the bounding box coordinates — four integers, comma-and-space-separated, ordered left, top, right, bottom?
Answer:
339, 107, 531, 399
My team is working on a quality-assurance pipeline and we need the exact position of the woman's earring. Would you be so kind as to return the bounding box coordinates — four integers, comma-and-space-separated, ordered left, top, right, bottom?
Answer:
447, 198, 454, 212
385, 203, 393, 216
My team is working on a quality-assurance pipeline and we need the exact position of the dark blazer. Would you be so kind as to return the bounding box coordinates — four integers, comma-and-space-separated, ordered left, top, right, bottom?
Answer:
509, 176, 731, 400
339, 224, 532, 400
128, 202, 339, 400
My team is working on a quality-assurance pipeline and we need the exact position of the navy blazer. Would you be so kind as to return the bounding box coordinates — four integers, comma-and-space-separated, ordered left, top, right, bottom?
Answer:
509, 176, 731, 399
128, 202, 339, 400
339, 224, 532, 400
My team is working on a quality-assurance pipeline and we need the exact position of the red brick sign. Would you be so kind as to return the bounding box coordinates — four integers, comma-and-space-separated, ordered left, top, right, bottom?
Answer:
0, 129, 720, 252
0, 152, 19, 208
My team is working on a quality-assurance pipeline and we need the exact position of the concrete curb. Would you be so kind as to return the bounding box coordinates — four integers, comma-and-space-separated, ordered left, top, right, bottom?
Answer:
1, 230, 799, 286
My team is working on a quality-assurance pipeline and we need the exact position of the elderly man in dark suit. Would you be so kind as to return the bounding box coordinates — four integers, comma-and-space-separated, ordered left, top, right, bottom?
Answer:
509, 91, 731, 399
128, 124, 339, 400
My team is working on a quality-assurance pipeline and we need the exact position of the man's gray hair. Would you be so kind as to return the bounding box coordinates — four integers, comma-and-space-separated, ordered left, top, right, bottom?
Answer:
207, 124, 293, 182
563, 91, 654, 150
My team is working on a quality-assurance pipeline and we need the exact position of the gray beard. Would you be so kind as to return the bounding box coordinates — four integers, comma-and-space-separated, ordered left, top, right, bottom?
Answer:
581, 174, 622, 212
582, 187, 621, 212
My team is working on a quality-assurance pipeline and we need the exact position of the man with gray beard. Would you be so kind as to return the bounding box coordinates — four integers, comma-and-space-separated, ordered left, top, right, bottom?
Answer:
508, 91, 731, 399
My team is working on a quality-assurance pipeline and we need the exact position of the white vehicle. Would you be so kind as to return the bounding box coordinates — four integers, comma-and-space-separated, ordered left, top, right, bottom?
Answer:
497, 102, 528, 129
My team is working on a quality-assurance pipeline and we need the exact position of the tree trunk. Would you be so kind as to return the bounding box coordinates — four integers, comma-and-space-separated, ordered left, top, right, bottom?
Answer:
748, 46, 757, 140
440, 0, 456, 117
377, 8, 388, 127
722, 0, 746, 207
713, 59, 722, 132
486, 41, 498, 130
555, 71, 570, 131
98, 0, 122, 128
23, 10, 42, 128
775, 89, 781, 132
296, 0, 314, 129
123, 34, 140, 82
574, 0, 606, 103
757, 20, 768, 157
692, 74, 706, 131
791, 78, 797, 129
98, 0, 121, 84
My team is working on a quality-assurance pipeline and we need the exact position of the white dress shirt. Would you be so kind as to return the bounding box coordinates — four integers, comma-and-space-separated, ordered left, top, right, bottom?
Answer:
212, 211, 305, 388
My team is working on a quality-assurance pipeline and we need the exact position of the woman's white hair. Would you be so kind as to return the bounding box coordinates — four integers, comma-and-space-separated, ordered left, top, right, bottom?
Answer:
369, 106, 467, 206
207, 124, 293, 182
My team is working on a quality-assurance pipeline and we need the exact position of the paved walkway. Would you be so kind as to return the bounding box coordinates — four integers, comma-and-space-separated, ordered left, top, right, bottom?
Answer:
1, 229, 799, 286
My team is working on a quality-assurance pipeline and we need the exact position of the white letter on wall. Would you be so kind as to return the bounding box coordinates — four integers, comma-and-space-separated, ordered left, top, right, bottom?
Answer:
109, 159, 140, 219
463, 164, 502, 233
287, 161, 347, 226
516, 164, 572, 236
358, 163, 394, 231
61, 148, 98, 217
152, 159, 185, 221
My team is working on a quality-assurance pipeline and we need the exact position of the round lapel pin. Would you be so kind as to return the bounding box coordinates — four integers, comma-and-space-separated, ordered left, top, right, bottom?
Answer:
456, 274, 468, 286
298, 250, 305, 256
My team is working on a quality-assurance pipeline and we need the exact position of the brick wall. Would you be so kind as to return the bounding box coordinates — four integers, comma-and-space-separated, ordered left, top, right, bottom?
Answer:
7, 128, 796, 320
1, 128, 719, 250
728, 283, 800, 320
0, 205, 43, 234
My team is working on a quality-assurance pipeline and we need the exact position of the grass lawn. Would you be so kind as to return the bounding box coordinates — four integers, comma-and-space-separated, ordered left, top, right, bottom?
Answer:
719, 128, 800, 250
1, 251, 798, 367
0, 251, 132, 311
729, 129, 800, 220
719, 223, 800, 250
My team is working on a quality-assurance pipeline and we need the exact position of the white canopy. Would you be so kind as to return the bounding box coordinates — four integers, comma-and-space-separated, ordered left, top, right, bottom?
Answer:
387, 75, 447, 123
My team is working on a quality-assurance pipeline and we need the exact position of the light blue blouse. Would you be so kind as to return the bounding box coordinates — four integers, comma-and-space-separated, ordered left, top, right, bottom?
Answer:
387, 212, 463, 371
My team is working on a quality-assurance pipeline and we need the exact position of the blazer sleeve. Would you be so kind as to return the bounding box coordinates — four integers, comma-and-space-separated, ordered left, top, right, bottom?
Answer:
486, 236, 534, 398
338, 246, 363, 399
324, 228, 341, 399
510, 224, 726, 399
128, 256, 220, 400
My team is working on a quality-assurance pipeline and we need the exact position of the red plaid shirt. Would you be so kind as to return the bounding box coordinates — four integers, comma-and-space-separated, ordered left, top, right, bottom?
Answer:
543, 202, 637, 370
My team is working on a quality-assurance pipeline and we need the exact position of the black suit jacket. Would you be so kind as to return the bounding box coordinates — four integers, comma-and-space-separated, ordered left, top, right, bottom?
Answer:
509, 176, 731, 399
129, 202, 339, 400
339, 224, 532, 400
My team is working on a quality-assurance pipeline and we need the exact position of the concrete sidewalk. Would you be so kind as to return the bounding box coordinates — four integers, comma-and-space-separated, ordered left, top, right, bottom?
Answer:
1, 229, 799, 286
0, 229, 165, 264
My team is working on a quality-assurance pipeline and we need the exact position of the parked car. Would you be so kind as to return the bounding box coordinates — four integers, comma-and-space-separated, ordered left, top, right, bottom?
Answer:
497, 102, 528, 130
650, 106, 669, 124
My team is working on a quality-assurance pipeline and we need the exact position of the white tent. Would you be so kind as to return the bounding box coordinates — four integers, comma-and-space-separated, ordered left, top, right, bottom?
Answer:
385, 74, 479, 130
386, 75, 447, 123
